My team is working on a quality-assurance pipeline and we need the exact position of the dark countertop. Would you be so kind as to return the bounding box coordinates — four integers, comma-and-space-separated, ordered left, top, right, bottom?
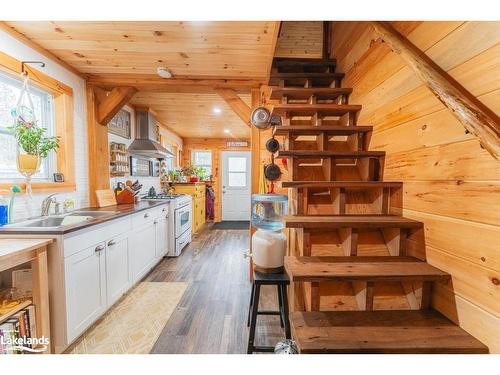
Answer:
0, 200, 170, 235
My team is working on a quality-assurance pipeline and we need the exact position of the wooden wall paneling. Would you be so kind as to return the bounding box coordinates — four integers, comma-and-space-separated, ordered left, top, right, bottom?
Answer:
371, 21, 500, 160
403, 209, 500, 272
356, 34, 500, 132
86, 84, 111, 207
432, 283, 500, 353
426, 245, 500, 317
402, 180, 500, 226
383, 139, 500, 181
334, 20, 500, 352
274, 22, 323, 58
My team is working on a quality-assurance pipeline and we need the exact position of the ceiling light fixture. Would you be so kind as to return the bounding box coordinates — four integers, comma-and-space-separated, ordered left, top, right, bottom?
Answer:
157, 67, 172, 78
224, 129, 230, 134
213, 107, 222, 114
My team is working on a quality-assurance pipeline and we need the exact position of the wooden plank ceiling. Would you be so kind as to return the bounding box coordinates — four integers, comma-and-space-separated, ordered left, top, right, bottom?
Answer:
132, 92, 252, 139
2, 21, 280, 138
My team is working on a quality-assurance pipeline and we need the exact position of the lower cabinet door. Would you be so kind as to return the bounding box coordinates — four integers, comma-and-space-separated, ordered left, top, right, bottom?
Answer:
154, 216, 168, 259
64, 242, 107, 343
105, 233, 131, 307
130, 222, 156, 283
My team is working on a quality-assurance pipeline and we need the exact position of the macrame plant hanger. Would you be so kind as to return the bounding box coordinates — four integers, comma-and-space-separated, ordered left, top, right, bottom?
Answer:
15, 61, 45, 198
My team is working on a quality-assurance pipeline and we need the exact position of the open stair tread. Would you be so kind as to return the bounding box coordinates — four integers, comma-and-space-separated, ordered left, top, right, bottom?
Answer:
272, 103, 361, 116
284, 255, 449, 282
284, 215, 422, 229
280, 181, 402, 189
273, 125, 372, 136
270, 87, 352, 101
277, 150, 385, 158
290, 310, 489, 354
269, 72, 345, 87
273, 57, 337, 68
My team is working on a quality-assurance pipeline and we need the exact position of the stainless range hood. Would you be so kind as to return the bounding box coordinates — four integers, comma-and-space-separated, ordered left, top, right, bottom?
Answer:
127, 110, 173, 159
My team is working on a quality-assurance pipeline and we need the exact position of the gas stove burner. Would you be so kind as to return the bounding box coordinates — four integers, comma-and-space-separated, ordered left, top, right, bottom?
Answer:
142, 193, 183, 200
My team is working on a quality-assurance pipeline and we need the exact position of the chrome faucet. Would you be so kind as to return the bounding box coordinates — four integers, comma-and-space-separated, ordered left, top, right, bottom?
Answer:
41, 193, 58, 216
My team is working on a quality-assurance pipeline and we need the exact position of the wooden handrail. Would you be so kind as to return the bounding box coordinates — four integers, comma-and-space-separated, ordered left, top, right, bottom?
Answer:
371, 21, 500, 160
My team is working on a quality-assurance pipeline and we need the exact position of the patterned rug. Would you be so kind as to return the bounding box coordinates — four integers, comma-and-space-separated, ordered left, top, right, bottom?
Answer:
68, 282, 188, 354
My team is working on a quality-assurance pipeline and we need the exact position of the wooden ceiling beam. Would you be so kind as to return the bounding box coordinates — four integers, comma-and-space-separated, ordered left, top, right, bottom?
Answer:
97, 86, 137, 125
215, 88, 252, 127
87, 74, 262, 93
372, 21, 500, 160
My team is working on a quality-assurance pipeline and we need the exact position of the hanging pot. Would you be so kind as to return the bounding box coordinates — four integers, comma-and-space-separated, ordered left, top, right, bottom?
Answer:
250, 107, 271, 129
265, 137, 280, 153
264, 163, 281, 181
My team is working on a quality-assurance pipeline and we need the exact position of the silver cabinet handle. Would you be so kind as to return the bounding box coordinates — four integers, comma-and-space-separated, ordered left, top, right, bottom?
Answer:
153, 220, 158, 224
95, 245, 104, 253
165, 215, 169, 219
162, 207, 167, 212
107, 240, 116, 246
144, 213, 149, 218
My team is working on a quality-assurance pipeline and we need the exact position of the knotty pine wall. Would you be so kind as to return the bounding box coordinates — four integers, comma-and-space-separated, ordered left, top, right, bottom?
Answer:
181, 138, 250, 222
331, 21, 500, 352
275, 21, 323, 58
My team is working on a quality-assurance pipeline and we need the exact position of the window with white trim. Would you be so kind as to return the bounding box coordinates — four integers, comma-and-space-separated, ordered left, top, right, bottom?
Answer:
192, 150, 212, 177
0, 71, 55, 180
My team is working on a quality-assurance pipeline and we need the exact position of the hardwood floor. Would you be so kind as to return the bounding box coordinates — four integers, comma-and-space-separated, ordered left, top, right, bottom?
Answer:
146, 224, 285, 354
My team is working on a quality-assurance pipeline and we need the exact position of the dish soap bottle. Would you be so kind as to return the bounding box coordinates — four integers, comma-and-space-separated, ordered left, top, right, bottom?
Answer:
0, 195, 8, 226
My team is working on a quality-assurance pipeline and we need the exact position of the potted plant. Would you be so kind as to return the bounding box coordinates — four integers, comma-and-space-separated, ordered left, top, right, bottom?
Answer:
9, 106, 59, 177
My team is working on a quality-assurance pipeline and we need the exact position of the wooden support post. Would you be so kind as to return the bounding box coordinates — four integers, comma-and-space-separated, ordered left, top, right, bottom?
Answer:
372, 21, 500, 160
249, 88, 261, 281
310, 282, 320, 311
97, 86, 137, 125
86, 84, 111, 207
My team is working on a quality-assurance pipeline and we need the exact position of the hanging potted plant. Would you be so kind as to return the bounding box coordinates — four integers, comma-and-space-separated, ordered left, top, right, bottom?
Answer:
9, 106, 59, 176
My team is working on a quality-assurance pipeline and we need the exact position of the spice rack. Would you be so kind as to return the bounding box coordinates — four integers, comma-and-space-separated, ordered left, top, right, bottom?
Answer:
110, 142, 129, 177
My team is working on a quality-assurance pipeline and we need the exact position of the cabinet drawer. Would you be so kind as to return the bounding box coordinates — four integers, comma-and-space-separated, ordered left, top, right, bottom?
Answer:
131, 208, 156, 227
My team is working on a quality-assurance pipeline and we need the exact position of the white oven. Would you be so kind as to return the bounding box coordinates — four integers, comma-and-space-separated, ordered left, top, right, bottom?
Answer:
174, 201, 192, 238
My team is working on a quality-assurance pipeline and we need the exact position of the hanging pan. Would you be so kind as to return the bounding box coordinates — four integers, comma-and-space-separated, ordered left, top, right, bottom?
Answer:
250, 107, 271, 129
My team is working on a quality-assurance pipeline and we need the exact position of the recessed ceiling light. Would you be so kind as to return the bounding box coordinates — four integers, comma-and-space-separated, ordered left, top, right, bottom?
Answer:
157, 67, 172, 78
224, 129, 230, 134
213, 107, 222, 114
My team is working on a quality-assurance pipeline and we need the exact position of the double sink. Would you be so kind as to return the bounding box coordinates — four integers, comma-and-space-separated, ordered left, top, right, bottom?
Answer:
7, 210, 116, 228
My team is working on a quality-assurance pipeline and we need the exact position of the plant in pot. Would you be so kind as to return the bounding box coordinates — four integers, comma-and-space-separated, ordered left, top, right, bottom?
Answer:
8, 106, 59, 195
181, 164, 207, 182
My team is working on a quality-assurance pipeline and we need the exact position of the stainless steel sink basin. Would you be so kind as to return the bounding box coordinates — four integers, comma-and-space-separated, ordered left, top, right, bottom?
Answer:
6, 211, 116, 228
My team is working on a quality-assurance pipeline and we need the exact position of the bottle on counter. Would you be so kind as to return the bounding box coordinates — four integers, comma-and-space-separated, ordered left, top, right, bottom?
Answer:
0, 195, 8, 226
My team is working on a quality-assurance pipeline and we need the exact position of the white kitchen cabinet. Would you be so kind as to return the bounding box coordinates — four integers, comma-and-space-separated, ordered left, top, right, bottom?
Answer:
130, 222, 156, 283
64, 241, 107, 343
105, 232, 131, 307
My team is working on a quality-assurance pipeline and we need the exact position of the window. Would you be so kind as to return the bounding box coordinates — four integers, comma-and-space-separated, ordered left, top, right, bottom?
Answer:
192, 150, 212, 178
227, 156, 247, 187
0, 71, 55, 180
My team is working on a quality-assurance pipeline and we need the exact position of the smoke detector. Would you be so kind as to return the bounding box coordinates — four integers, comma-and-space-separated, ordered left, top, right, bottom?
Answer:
157, 67, 172, 78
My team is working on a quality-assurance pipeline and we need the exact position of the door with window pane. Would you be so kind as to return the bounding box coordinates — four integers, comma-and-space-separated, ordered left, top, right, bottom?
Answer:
221, 151, 251, 221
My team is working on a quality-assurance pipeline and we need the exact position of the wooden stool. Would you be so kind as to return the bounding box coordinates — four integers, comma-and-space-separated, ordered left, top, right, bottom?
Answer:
247, 271, 291, 354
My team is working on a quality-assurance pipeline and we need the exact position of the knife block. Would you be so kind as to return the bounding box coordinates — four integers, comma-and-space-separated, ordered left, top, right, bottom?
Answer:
116, 188, 136, 205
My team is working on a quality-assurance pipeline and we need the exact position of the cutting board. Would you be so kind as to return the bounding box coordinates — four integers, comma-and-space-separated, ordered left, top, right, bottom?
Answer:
95, 189, 117, 207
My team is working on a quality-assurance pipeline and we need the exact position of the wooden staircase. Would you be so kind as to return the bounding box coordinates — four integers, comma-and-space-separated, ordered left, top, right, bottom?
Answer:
267, 57, 488, 354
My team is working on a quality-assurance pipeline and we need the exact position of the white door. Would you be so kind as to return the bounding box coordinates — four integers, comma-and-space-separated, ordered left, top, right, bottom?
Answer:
105, 233, 131, 307
64, 242, 107, 343
221, 151, 251, 221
